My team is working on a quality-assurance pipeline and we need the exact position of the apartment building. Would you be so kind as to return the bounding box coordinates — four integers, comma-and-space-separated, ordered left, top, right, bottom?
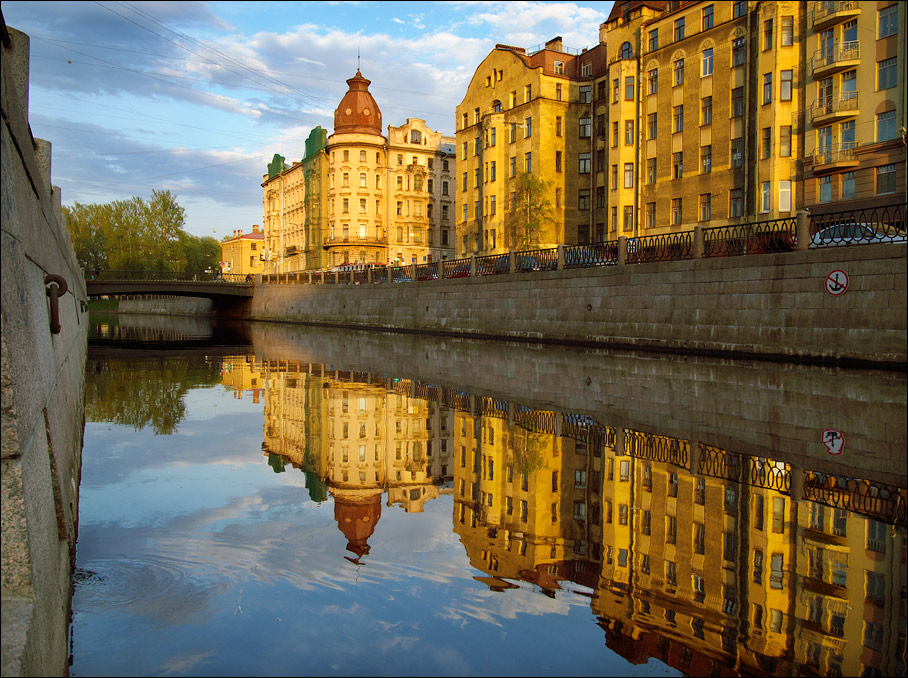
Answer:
219, 224, 265, 276
802, 1, 906, 211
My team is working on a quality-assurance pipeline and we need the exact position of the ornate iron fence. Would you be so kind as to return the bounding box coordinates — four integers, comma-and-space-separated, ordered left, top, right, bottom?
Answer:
513, 406, 557, 434
808, 202, 907, 248
703, 217, 797, 258
479, 397, 509, 419
416, 262, 440, 281
564, 242, 618, 268
626, 232, 693, 263
441, 258, 471, 279
475, 253, 508, 276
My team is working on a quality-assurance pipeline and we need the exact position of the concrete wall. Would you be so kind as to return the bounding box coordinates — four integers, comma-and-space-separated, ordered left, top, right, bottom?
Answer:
249, 244, 907, 367
2, 26, 88, 677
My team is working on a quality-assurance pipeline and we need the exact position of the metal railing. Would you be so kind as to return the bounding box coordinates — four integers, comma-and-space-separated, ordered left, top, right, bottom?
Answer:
564, 242, 618, 268
811, 40, 859, 74
810, 92, 859, 122
809, 203, 907, 248
811, 143, 858, 166
703, 217, 797, 257
626, 231, 693, 263
811, 0, 860, 26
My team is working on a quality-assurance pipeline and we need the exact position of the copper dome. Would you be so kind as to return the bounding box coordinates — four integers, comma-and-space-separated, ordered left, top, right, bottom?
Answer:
333, 70, 383, 136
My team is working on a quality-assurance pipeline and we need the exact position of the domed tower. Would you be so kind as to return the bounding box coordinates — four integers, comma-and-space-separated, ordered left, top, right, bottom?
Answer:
326, 71, 388, 269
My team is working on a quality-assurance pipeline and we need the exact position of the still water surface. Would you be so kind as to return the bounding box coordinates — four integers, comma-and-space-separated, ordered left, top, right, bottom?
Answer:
71, 314, 906, 677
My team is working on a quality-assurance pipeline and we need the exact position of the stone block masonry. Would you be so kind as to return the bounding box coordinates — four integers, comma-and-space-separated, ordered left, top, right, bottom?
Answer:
2, 25, 89, 677
248, 244, 907, 368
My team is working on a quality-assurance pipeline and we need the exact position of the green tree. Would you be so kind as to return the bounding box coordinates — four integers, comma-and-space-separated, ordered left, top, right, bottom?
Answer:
504, 172, 555, 251
144, 189, 185, 272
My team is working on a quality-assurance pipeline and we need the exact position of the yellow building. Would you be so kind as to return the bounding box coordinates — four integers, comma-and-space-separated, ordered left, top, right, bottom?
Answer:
262, 127, 329, 273
263, 72, 456, 272
219, 224, 265, 277
803, 0, 906, 211
455, 38, 605, 255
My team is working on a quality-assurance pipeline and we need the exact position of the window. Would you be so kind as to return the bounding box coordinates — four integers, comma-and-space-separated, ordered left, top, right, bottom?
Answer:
733, 0, 746, 18
647, 157, 657, 184
779, 180, 791, 212
879, 57, 897, 90
701, 145, 712, 173
648, 28, 659, 52
509, 156, 516, 177
461, 141, 468, 160
879, 4, 898, 38
624, 163, 634, 188
611, 164, 618, 189
580, 117, 591, 138
842, 171, 855, 200
581, 61, 592, 77
579, 153, 591, 174
671, 198, 682, 225
763, 72, 772, 104
555, 83, 562, 100
648, 113, 657, 139
730, 188, 743, 217
877, 164, 897, 195
878, 110, 897, 141
611, 206, 617, 232
442, 181, 449, 196
397, 154, 403, 165
819, 175, 833, 203
612, 78, 619, 102
673, 58, 684, 86
780, 126, 791, 157
343, 150, 349, 161
762, 127, 772, 159
646, 202, 656, 229
732, 37, 745, 66
525, 84, 532, 103
666, 515, 677, 543
555, 151, 562, 172
770, 553, 784, 589
701, 97, 712, 125
489, 162, 496, 182
673, 151, 683, 179
612, 121, 619, 147
780, 70, 792, 101
556, 116, 562, 137
674, 17, 685, 42
781, 16, 793, 45
578, 190, 590, 210
524, 152, 531, 173
761, 181, 770, 212
525, 116, 532, 138
666, 560, 677, 586
673, 105, 684, 133
772, 496, 785, 532
623, 206, 634, 231
648, 68, 658, 95
731, 87, 744, 118
625, 120, 634, 144
699, 193, 711, 221
763, 19, 773, 50
509, 123, 517, 143
619, 42, 633, 60
702, 48, 713, 76
702, 4, 713, 31
553, 60, 564, 75
695, 477, 705, 504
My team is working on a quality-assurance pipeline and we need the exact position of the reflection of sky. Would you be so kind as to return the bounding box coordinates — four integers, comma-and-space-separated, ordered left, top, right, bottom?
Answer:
73, 366, 680, 677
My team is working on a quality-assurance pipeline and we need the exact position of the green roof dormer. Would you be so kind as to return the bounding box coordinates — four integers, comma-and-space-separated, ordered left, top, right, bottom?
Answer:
267, 153, 287, 179
304, 126, 328, 160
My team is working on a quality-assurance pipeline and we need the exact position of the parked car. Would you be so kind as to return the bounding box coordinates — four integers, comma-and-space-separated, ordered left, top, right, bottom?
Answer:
809, 222, 908, 248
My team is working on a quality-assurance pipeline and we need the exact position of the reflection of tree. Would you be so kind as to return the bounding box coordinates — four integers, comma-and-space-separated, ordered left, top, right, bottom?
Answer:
512, 428, 549, 475
85, 356, 221, 434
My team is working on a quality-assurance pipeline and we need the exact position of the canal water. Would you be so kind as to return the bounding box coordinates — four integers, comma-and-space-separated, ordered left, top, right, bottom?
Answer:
71, 313, 907, 677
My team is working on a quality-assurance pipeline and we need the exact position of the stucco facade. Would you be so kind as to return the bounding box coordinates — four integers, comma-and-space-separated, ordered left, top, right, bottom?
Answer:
219, 224, 264, 276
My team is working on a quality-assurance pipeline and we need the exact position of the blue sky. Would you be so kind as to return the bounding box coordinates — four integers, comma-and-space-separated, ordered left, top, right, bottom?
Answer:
3, 1, 613, 240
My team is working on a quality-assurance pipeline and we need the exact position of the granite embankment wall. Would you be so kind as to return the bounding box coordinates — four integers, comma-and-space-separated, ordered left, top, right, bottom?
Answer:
2, 26, 89, 677
248, 244, 907, 367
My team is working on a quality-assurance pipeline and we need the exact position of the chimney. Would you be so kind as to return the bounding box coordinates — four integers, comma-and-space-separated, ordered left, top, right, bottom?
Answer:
545, 36, 563, 52
252, 224, 260, 234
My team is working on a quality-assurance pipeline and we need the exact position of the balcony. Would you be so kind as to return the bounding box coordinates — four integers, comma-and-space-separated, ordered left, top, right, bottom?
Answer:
322, 234, 386, 249
810, 143, 859, 173
811, 41, 860, 79
811, 1, 861, 32
810, 91, 859, 127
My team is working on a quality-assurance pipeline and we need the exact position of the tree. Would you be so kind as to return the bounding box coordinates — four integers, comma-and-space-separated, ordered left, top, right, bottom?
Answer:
144, 189, 185, 273
504, 172, 555, 251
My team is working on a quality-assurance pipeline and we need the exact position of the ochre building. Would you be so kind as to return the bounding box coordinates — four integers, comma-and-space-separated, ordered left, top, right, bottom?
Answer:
219, 224, 265, 276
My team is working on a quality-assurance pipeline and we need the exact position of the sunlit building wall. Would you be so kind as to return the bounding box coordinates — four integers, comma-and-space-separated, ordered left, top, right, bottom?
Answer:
219, 225, 265, 276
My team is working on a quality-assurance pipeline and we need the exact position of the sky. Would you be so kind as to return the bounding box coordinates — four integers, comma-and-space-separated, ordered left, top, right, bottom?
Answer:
3, 1, 614, 240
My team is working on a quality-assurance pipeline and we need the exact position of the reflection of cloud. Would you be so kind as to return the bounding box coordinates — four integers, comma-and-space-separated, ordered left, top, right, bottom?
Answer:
160, 650, 215, 676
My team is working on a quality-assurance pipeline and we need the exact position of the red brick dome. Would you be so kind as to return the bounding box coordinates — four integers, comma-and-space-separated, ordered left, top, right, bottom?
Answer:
334, 70, 382, 135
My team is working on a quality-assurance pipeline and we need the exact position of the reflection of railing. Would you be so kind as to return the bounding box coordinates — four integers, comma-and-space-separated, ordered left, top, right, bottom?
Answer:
626, 431, 689, 468
803, 471, 906, 526
513, 406, 557, 434
698, 445, 791, 493
479, 397, 509, 419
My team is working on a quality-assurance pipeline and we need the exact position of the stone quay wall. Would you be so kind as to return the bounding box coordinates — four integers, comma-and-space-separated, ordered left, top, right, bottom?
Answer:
2, 26, 89, 677
117, 295, 213, 316
248, 244, 907, 367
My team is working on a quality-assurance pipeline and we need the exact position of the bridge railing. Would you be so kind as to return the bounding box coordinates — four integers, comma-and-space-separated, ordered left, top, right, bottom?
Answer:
88, 203, 905, 287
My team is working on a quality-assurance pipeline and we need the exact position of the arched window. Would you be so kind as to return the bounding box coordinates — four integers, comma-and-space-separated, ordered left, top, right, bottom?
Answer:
492, 99, 502, 112
619, 42, 634, 60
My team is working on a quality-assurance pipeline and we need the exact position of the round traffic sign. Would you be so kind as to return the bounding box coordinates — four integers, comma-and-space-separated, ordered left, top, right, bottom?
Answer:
825, 269, 848, 296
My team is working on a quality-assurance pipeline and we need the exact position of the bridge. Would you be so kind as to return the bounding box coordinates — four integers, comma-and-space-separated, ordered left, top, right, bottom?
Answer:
86, 272, 253, 299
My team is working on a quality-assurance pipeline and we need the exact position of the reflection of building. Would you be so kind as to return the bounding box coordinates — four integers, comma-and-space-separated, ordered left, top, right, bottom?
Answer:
263, 71, 456, 272
220, 355, 264, 404
219, 225, 265, 276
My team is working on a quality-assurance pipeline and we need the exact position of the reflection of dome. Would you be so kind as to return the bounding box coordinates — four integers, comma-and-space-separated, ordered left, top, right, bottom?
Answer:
333, 70, 383, 135
333, 492, 382, 557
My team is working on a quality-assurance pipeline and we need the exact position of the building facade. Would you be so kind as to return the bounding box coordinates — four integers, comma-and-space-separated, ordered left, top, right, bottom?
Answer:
459, 0, 905, 248
219, 224, 265, 276
263, 72, 456, 272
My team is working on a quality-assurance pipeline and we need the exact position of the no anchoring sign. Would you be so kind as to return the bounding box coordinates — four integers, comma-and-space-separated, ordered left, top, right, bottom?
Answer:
825, 269, 848, 296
